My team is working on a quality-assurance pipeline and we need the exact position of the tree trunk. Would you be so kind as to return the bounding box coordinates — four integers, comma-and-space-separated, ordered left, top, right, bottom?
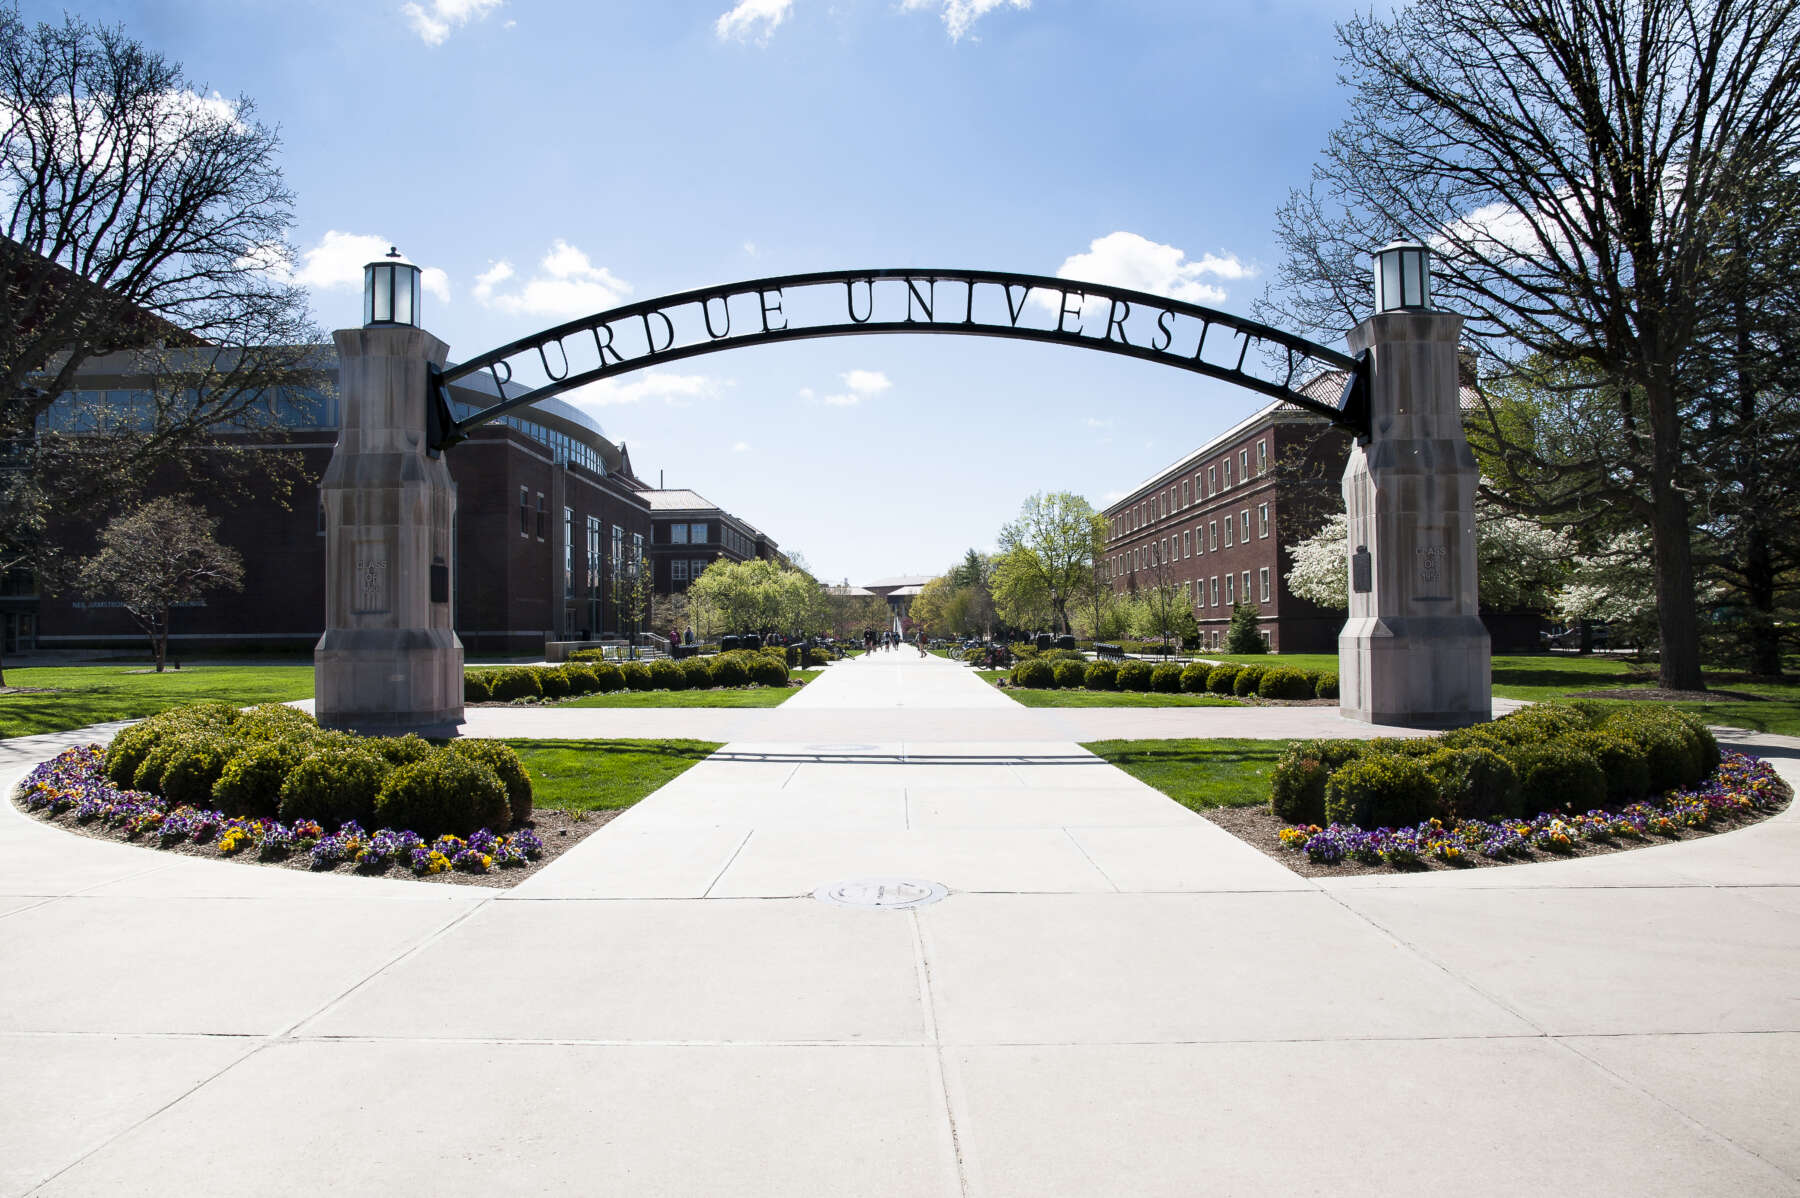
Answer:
1644, 375, 1705, 691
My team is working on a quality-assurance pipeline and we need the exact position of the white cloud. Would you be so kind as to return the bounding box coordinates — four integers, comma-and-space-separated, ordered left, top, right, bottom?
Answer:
731, 441, 752, 453
401, 0, 504, 45
564, 371, 724, 409
473, 240, 631, 318
900, 0, 1030, 40
1084, 417, 1112, 429
820, 369, 892, 406
796, 386, 815, 400
715, 0, 792, 43
1050, 232, 1254, 309
743, 241, 759, 257
287, 230, 450, 303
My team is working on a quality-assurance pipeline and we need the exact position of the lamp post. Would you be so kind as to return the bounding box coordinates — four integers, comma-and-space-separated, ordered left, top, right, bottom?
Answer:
363, 246, 422, 327
1371, 241, 1433, 313
623, 555, 640, 660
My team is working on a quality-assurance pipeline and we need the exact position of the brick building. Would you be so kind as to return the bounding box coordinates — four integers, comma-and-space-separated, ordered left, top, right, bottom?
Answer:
1104, 400, 1349, 653
642, 489, 782, 595
25, 350, 662, 656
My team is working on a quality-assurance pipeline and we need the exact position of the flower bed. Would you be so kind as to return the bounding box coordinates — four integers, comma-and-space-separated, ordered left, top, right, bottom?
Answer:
1271, 750, 1787, 871
16, 744, 543, 878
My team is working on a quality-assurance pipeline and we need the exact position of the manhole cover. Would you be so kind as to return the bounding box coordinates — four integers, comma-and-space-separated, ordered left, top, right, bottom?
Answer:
812, 878, 949, 910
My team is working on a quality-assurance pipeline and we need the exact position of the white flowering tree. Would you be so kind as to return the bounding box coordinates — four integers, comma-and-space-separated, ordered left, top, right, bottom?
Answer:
1285, 502, 1571, 612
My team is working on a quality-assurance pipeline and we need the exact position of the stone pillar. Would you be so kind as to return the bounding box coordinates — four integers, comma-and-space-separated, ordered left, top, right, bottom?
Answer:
1338, 310, 1491, 727
314, 326, 464, 734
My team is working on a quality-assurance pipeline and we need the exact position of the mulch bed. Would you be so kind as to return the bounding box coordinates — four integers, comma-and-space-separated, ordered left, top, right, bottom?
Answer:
1573, 687, 1770, 702
1201, 777, 1792, 878
13, 794, 621, 889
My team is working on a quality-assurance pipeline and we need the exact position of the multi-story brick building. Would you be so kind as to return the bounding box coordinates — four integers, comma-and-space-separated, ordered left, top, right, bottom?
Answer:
1104, 400, 1350, 653
643, 489, 781, 595
25, 352, 661, 655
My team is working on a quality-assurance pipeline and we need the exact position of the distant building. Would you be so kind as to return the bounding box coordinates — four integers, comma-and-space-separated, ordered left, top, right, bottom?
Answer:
862, 575, 933, 620
642, 489, 782, 595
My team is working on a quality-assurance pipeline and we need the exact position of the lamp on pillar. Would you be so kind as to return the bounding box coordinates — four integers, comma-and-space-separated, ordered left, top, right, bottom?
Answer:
1371, 241, 1433, 313
364, 247, 422, 327
1337, 239, 1491, 728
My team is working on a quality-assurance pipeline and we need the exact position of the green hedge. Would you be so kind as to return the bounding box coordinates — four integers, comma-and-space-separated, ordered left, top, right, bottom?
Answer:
1053, 660, 1088, 688
1206, 664, 1241, 695
1180, 662, 1212, 693
1012, 659, 1056, 688
1257, 667, 1312, 700
1232, 664, 1269, 697
1084, 662, 1118, 691
1117, 661, 1154, 692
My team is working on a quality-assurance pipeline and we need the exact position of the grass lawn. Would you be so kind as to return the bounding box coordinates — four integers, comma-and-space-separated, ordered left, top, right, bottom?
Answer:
503, 739, 723, 812
557, 670, 821, 708
0, 663, 316, 739
1081, 738, 1282, 810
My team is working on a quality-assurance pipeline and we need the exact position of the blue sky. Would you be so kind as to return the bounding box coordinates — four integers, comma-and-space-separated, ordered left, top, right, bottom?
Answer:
42, 0, 1367, 584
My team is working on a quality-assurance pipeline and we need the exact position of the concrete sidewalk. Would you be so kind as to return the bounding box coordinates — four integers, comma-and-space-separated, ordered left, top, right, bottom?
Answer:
3, 653, 1798, 1196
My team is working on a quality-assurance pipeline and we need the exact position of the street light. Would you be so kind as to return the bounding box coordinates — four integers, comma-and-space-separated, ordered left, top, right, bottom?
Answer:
1371, 241, 1433, 313
622, 555, 640, 660
363, 246, 422, 327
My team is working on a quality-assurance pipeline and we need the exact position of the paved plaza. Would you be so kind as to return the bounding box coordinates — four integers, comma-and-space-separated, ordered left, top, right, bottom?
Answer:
3, 653, 1799, 1196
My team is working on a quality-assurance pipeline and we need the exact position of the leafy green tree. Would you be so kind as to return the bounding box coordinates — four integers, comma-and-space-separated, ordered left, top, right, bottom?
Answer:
995, 492, 1101, 635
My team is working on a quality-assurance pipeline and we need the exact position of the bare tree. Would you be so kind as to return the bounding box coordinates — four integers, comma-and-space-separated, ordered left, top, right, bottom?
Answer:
1258, 0, 1800, 690
0, 9, 321, 682
78, 497, 242, 672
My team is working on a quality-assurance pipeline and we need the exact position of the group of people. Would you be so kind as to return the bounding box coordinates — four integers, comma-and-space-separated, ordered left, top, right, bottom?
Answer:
861, 629, 928, 658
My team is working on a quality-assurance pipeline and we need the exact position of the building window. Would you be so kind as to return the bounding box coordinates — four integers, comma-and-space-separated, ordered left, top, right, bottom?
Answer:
1226, 573, 1235, 605
671, 523, 688, 545
535, 492, 547, 540
1209, 521, 1218, 551
1240, 448, 1249, 481
1210, 576, 1219, 606
519, 487, 530, 537
1242, 571, 1251, 604
563, 507, 574, 599
1258, 504, 1269, 538
1207, 465, 1216, 495
1257, 441, 1268, 476
692, 559, 706, 577
611, 524, 624, 583
1241, 510, 1251, 541
633, 533, 644, 569
1259, 567, 1271, 602
1224, 459, 1233, 489
1181, 480, 1190, 507
1224, 518, 1233, 548
691, 522, 708, 543
673, 560, 688, 582
586, 516, 602, 622
1183, 530, 1191, 558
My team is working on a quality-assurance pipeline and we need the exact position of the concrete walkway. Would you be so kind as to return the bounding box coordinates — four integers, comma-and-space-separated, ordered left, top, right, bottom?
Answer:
3, 653, 1798, 1196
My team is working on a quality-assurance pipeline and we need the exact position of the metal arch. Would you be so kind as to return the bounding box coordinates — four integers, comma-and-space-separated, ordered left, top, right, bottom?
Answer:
429, 268, 1367, 449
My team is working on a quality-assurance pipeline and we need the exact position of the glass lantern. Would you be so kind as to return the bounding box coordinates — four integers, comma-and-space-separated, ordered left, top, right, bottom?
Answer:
363, 247, 422, 327
1372, 241, 1433, 313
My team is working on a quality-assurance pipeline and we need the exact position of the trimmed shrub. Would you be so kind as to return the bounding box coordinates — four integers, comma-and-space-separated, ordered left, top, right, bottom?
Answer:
1602, 708, 1713, 790
235, 703, 318, 741
1324, 752, 1441, 829
1150, 663, 1184, 693
446, 739, 533, 825
1313, 671, 1340, 700
1486, 703, 1594, 746
464, 671, 495, 702
621, 662, 654, 691
1053, 660, 1088, 688
649, 659, 686, 690
563, 664, 600, 695
1205, 663, 1242, 695
1039, 648, 1088, 664
1269, 739, 1366, 825
131, 736, 187, 794
806, 647, 832, 667
535, 666, 573, 699
748, 655, 789, 688
1507, 742, 1607, 815
105, 721, 165, 789
373, 751, 507, 839
1426, 747, 1522, 821
1117, 660, 1154, 691
1365, 737, 1442, 759
1180, 662, 1212, 693
709, 655, 749, 688
1257, 667, 1312, 701
1013, 659, 1057, 688
1571, 730, 1652, 803
213, 738, 307, 818
278, 748, 391, 830
369, 734, 435, 768
158, 701, 242, 732
490, 666, 543, 702
679, 658, 714, 689
567, 647, 608, 663
158, 734, 244, 808
589, 662, 625, 692
1083, 661, 1118, 691
1232, 664, 1269, 697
